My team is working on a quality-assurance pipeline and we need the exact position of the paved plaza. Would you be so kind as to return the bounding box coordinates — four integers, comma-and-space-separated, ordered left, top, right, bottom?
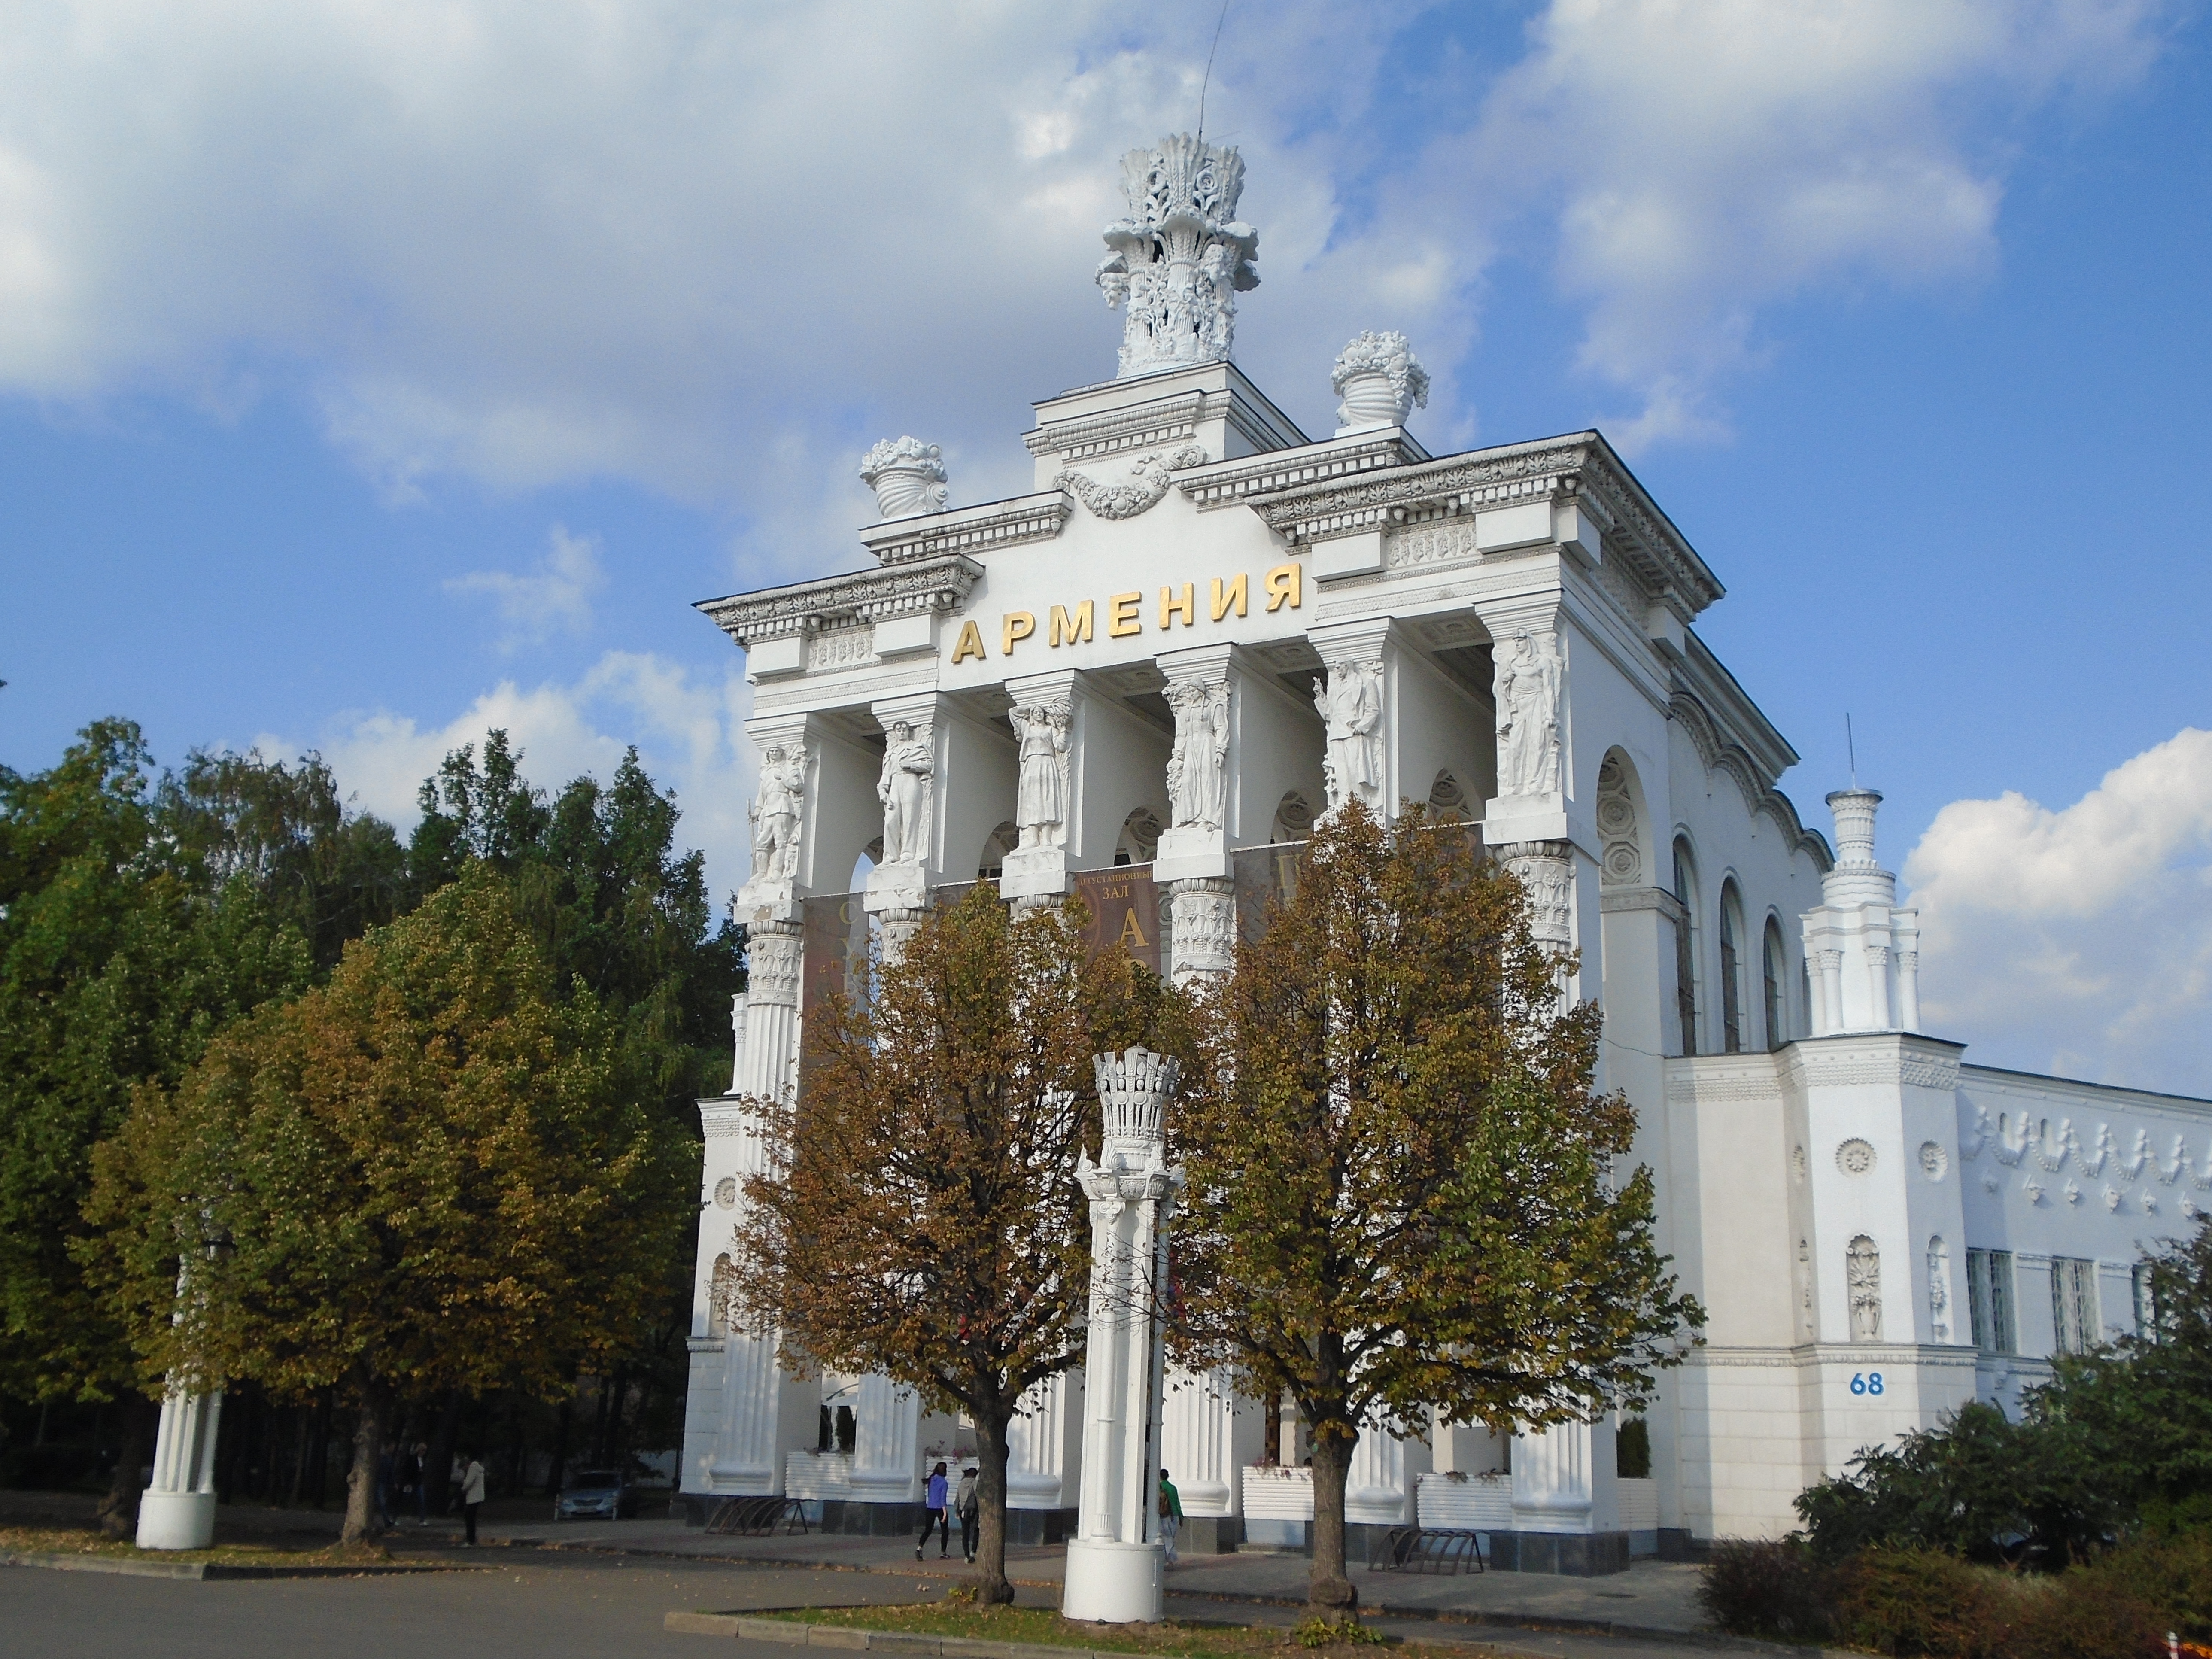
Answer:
1, 1492, 1735, 1659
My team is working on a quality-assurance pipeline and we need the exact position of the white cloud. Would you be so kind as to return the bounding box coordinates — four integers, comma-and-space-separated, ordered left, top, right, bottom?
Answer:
272, 650, 758, 906
1904, 729, 2212, 1095
0, 0, 2172, 564
445, 524, 604, 647
1452, 0, 2167, 445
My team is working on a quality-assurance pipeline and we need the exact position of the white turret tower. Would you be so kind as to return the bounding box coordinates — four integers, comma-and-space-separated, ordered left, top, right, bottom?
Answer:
1801, 789, 1922, 1035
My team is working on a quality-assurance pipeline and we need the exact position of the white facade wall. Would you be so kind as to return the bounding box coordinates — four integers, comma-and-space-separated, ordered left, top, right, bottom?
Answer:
680, 321, 2211, 1549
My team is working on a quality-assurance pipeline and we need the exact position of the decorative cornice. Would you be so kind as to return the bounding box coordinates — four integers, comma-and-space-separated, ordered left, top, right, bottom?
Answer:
1229, 431, 1725, 618
695, 555, 982, 647
1598, 884, 1684, 920
1026, 389, 1213, 464
860, 492, 1069, 567
1178, 433, 1420, 511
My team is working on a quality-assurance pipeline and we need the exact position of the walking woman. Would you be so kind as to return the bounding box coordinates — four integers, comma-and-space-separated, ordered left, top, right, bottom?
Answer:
917, 1460, 950, 1559
954, 1466, 980, 1563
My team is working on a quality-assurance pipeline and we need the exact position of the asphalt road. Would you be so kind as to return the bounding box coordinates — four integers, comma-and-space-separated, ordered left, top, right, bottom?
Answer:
0, 1548, 1724, 1659
0, 1553, 948, 1659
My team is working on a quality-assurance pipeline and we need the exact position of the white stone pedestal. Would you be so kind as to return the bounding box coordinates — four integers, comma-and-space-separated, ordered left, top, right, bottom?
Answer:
1063, 1539, 1164, 1623
137, 1386, 222, 1550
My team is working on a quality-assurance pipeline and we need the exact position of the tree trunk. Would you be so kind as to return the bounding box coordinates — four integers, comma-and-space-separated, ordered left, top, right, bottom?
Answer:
94, 1391, 157, 1539
547, 1395, 573, 1497
1263, 1390, 1280, 1465
972, 1410, 1015, 1605
341, 1380, 388, 1546
1306, 1422, 1358, 1612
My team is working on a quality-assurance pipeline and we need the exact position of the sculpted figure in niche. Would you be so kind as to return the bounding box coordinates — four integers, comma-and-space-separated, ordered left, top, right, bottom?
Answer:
876, 721, 934, 866
1494, 631, 1563, 797
1312, 661, 1383, 813
749, 743, 807, 882
1009, 702, 1072, 848
1847, 1235, 1882, 1341
1165, 679, 1229, 830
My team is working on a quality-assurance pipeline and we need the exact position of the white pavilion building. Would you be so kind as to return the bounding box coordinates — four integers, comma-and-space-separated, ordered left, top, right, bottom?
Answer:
675, 134, 2212, 1571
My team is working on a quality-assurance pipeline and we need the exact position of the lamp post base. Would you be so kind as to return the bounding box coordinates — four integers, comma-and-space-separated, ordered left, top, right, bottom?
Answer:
136, 1489, 216, 1551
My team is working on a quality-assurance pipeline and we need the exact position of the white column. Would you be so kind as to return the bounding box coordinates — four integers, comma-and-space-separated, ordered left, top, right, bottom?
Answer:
137, 1385, 223, 1549
1510, 1422, 1594, 1534
1007, 1371, 1085, 1510
847, 1373, 922, 1503
1064, 1048, 1183, 1624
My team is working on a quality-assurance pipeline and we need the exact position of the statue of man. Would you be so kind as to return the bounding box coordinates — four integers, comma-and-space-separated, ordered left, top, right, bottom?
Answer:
877, 721, 933, 866
1312, 662, 1381, 811
1494, 632, 1562, 797
1166, 680, 1228, 830
1010, 702, 1071, 848
750, 744, 805, 880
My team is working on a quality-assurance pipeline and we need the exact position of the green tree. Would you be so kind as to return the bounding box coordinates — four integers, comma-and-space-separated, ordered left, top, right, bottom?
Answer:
0, 723, 336, 1530
729, 887, 1182, 1604
1174, 801, 1702, 1610
87, 869, 696, 1543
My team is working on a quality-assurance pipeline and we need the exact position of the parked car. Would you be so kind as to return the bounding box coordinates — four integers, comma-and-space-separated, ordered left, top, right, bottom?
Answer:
553, 1468, 635, 1521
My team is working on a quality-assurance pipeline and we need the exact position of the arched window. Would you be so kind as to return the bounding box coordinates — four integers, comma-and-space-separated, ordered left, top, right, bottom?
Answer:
977, 821, 1018, 881
1672, 838, 1699, 1056
1719, 884, 1746, 1054
1763, 918, 1787, 1050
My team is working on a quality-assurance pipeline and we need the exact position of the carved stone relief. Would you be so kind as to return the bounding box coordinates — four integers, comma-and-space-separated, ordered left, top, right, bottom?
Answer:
1312, 660, 1383, 814
1838, 1139, 1876, 1176
876, 720, 935, 866
1165, 678, 1230, 830
1847, 1235, 1882, 1341
1493, 630, 1562, 797
859, 436, 949, 520
1498, 840, 1575, 950
1009, 701, 1072, 848
1595, 753, 1641, 887
1330, 331, 1430, 432
1927, 1236, 1951, 1343
1057, 443, 1206, 520
747, 742, 807, 884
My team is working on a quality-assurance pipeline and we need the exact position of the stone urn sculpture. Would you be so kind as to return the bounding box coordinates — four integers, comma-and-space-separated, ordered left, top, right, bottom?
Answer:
1330, 331, 1430, 434
859, 436, 949, 520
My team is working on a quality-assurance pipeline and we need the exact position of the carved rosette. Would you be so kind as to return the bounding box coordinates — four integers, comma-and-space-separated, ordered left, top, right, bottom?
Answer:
1496, 840, 1575, 949
1167, 878, 1236, 983
859, 436, 949, 520
1095, 134, 1259, 379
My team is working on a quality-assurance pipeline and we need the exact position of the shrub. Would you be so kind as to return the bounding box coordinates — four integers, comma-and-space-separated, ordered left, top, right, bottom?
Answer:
2073, 1532, 2212, 1644
1828, 1549, 2007, 1659
1616, 1416, 1650, 1480
2000, 1572, 2168, 1659
1697, 1538, 1832, 1643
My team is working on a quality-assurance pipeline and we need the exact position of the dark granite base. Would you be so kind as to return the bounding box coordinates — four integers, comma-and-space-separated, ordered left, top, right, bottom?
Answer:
1484, 1529, 1632, 1575
1176, 1516, 1244, 1555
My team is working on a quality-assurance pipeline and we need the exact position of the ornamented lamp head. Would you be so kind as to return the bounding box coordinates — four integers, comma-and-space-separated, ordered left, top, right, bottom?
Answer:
1096, 134, 1260, 380
859, 437, 949, 521
1094, 1045, 1179, 1160
1331, 331, 1430, 434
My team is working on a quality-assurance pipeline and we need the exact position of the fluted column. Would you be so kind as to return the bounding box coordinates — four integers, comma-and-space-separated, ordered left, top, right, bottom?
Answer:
137, 1385, 223, 1550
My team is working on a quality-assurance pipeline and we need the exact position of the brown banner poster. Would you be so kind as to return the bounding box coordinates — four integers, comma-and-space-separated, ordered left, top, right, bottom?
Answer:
799, 893, 870, 1014
1232, 841, 1305, 945
1070, 866, 1162, 975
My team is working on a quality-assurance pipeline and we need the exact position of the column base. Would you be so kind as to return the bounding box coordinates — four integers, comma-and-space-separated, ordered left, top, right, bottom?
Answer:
1063, 1539, 1164, 1623
137, 1489, 217, 1551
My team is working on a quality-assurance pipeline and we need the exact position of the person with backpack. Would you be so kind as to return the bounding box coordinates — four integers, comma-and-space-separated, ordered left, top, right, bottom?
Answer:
953, 1466, 980, 1563
1157, 1467, 1182, 1565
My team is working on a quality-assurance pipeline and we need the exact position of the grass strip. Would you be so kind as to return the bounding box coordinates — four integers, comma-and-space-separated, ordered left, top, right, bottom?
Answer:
751, 1603, 1394, 1659
0, 1524, 401, 1569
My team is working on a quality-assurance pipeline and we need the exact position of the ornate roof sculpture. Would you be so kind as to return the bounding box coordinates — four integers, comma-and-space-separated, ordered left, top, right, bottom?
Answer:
1095, 134, 1260, 379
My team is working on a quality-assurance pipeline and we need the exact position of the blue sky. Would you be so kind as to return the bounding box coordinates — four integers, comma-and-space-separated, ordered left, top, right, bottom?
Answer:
1, 1, 2207, 1091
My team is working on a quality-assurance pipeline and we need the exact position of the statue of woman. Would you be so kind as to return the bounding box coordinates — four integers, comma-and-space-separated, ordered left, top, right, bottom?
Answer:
1313, 662, 1381, 811
1010, 702, 1070, 848
1166, 680, 1228, 830
1494, 632, 1561, 797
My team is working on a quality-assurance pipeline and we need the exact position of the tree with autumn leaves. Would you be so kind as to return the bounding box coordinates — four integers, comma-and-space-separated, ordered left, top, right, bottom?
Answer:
729, 886, 1182, 1604
88, 868, 696, 1544
1173, 801, 1702, 1611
